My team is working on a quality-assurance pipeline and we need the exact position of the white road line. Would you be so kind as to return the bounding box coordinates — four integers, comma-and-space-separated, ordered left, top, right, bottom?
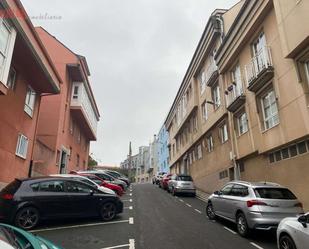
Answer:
129, 217, 134, 224
101, 243, 129, 249
194, 209, 202, 214
129, 239, 135, 249
129, 193, 132, 196
223, 226, 237, 235
30, 220, 130, 233
122, 199, 133, 202
186, 203, 192, 207
179, 199, 184, 202
124, 206, 133, 210
250, 242, 264, 249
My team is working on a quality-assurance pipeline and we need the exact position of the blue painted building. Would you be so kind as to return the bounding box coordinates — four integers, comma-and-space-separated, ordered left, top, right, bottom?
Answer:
157, 124, 169, 173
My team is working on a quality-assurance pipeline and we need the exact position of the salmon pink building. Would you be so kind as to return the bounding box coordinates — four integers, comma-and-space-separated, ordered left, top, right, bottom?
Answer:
0, 0, 61, 186
32, 27, 100, 176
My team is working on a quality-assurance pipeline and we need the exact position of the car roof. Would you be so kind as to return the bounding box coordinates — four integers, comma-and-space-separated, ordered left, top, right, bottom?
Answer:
17, 176, 86, 183
227, 180, 283, 188
50, 174, 85, 178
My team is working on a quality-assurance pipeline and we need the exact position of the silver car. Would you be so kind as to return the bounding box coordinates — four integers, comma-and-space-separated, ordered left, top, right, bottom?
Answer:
206, 181, 304, 237
168, 174, 196, 196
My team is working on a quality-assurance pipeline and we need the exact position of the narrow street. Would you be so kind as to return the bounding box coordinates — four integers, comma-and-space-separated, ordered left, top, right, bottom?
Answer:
32, 183, 278, 249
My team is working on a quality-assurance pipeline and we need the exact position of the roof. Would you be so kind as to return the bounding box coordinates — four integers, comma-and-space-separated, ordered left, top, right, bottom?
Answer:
229, 180, 282, 187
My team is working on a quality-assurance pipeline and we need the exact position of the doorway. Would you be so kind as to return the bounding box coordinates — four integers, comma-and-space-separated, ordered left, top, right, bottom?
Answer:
59, 150, 68, 174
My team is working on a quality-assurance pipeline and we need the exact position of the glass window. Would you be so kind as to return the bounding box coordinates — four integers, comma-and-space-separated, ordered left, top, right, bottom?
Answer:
237, 112, 248, 135
206, 135, 214, 152
39, 181, 64, 192
177, 175, 192, 181
289, 145, 298, 157
261, 89, 279, 130
254, 188, 297, 200
15, 134, 28, 159
275, 151, 282, 161
269, 153, 275, 163
221, 184, 233, 195
197, 144, 202, 159
7, 67, 16, 90
212, 85, 221, 108
231, 184, 249, 197
201, 102, 208, 121
24, 86, 36, 117
281, 148, 289, 159
66, 181, 92, 193
297, 141, 307, 154
199, 70, 206, 94
220, 123, 228, 143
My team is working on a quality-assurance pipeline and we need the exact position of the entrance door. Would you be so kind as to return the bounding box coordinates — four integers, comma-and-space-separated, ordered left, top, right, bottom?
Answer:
59, 150, 68, 174
229, 167, 235, 181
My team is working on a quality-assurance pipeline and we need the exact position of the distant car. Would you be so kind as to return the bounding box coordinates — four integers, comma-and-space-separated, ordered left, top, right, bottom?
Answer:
160, 173, 172, 190
50, 174, 116, 195
206, 181, 304, 237
0, 177, 123, 230
168, 174, 196, 196
153, 172, 165, 185
277, 212, 309, 249
0, 223, 62, 249
77, 173, 124, 196
103, 170, 130, 187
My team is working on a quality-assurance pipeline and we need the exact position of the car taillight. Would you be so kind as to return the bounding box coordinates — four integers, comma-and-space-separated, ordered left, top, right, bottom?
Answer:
2, 194, 13, 200
247, 200, 268, 207
294, 202, 303, 208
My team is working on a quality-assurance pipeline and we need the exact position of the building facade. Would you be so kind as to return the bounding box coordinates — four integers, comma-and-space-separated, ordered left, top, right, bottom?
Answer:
0, 0, 61, 186
157, 125, 170, 173
32, 27, 100, 176
135, 146, 150, 183
165, 0, 309, 208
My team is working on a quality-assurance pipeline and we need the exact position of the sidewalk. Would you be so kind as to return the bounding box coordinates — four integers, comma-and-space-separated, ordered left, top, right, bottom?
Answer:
196, 188, 210, 202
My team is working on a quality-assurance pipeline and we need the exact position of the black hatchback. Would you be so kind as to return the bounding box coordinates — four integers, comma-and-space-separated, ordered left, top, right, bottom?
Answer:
0, 177, 123, 230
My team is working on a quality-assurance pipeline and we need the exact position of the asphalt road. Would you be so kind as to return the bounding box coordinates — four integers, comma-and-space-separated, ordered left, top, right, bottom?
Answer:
32, 183, 278, 249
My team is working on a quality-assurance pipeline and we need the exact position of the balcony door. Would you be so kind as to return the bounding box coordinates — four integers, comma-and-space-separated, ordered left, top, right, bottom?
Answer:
252, 33, 267, 73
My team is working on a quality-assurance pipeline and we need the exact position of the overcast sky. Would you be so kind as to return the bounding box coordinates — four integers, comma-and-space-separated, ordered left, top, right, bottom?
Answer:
22, 0, 238, 165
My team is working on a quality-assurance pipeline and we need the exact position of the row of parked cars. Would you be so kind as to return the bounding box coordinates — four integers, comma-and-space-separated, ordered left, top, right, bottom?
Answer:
0, 169, 130, 249
153, 172, 309, 249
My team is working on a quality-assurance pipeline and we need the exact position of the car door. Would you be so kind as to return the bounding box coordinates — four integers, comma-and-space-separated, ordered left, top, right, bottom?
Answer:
65, 180, 99, 217
169, 174, 177, 190
30, 180, 71, 218
212, 184, 233, 217
294, 213, 309, 248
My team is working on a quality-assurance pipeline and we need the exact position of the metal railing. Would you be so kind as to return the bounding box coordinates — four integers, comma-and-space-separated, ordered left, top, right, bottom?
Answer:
244, 46, 273, 87
226, 84, 244, 107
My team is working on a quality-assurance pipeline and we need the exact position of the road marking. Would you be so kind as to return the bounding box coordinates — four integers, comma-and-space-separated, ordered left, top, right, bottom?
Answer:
196, 196, 207, 203
175, 196, 178, 199
194, 209, 202, 214
101, 239, 135, 249
124, 206, 133, 210
129, 217, 134, 224
179, 199, 184, 202
186, 203, 192, 207
129, 239, 135, 249
250, 242, 264, 249
129, 193, 132, 196
122, 199, 133, 202
30, 219, 130, 233
223, 226, 237, 235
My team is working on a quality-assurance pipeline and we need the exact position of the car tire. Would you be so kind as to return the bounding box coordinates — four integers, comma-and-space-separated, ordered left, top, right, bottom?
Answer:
172, 188, 177, 196
100, 202, 117, 221
206, 202, 216, 220
279, 235, 297, 249
236, 212, 250, 237
15, 206, 40, 230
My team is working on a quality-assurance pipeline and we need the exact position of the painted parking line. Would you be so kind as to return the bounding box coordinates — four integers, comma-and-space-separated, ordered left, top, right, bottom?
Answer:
179, 199, 184, 202
122, 199, 133, 202
129, 193, 132, 196
223, 226, 237, 235
101, 239, 135, 249
124, 206, 133, 210
186, 203, 192, 207
250, 242, 264, 249
194, 209, 202, 214
129, 217, 134, 224
30, 219, 130, 233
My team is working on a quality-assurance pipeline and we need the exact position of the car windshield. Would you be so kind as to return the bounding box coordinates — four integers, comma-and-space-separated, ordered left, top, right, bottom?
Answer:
0, 226, 33, 249
178, 176, 192, 181
254, 188, 297, 199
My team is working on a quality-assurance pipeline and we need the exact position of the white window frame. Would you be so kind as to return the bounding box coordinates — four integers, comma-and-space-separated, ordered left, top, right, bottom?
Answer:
24, 86, 36, 117
15, 134, 29, 159
206, 135, 214, 152
212, 85, 221, 109
261, 89, 279, 130
220, 123, 229, 143
199, 70, 206, 94
237, 112, 248, 136
201, 102, 208, 121
197, 144, 202, 159
305, 61, 309, 85
0, 18, 17, 86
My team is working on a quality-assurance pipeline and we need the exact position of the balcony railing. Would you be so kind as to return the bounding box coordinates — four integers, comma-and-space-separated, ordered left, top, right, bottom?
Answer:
71, 82, 98, 139
226, 84, 246, 112
244, 46, 274, 92
205, 59, 218, 87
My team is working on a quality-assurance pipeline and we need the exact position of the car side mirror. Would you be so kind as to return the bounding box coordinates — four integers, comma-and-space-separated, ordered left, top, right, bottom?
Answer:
298, 215, 307, 228
89, 190, 94, 196
214, 191, 221, 196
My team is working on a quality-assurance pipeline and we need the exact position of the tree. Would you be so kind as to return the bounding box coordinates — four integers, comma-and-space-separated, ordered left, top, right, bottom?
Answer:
88, 155, 98, 170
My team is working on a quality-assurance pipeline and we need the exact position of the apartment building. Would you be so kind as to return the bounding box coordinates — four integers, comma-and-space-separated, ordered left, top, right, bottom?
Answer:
135, 146, 150, 183
157, 124, 170, 173
0, 0, 61, 185
31, 27, 100, 176
165, 0, 309, 208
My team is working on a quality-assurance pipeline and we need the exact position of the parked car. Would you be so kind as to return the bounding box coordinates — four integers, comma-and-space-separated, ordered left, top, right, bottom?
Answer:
153, 172, 165, 185
50, 174, 116, 195
77, 173, 124, 196
77, 170, 127, 191
277, 212, 309, 249
0, 223, 63, 249
160, 173, 172, 190
103, 170, 130, 187
168, 174, 196, 196
206, 181, 304, 237
0, 177, 123, 230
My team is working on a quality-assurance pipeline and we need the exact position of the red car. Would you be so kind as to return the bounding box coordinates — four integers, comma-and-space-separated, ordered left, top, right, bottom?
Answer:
160, 173, 172, 190
77, 173, 124, 196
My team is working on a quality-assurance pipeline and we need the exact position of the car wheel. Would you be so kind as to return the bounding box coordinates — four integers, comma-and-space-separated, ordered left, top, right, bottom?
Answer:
172, 188, 177, 196
206, 203, 216, 220
15, 207, 40, 230
236, 212, 250, 237
100, 202, 117, 221
279, 235, 297, 249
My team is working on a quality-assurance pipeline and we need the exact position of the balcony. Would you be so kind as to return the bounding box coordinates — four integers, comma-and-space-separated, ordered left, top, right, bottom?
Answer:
70, 82, 98, 140
226, 84, 246, 113
205, 59, 219, 87
245, 46, 274, 92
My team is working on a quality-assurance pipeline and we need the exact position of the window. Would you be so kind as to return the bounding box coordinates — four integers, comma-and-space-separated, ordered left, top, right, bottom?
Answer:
289, 145, 298, 157
275, 151, 282, 161
269, 153, 275, 163
7, 67, 16, 90
212, 84, 221, 108
297, 141, 307, 154
56, 150, 60, 165
24, 86, 36, 117
220, 183, 232, 194
197, 144, 202, 159
231, 184, 249, 197
254, 188, 297, 200
261, 89, 279, 130
34, 181, 64, 192
206, 135, 214, 152
69, 117, 74, 134
199, 70, 206, 94
219, 170, 228, 180
231, 65, 242, 92
15, 134, 28, 159
237, 112, 248, 135
73, 85, 79, 99
76, 154, 80, 168
201, 102, 208, 121
0, 19, 16, 85
66, 181, 93, 193
281, 148, 289, 159
192, 114, 198, 131
305, 61, 309, 84
219, 123, 228, 143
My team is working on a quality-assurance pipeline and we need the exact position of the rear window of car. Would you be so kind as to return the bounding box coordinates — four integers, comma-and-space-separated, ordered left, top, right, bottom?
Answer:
1, 180, 21, 194
177, 176, 192, 181
254, 188, 297, 199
